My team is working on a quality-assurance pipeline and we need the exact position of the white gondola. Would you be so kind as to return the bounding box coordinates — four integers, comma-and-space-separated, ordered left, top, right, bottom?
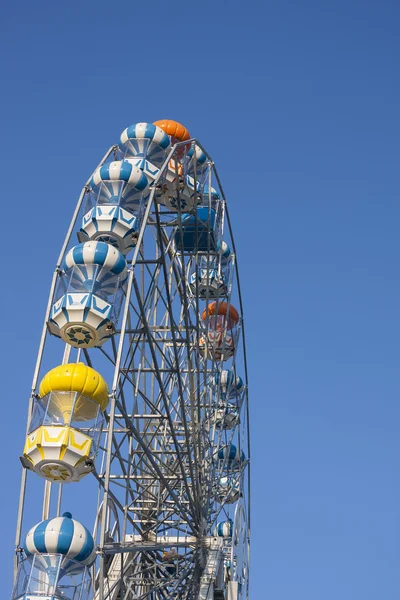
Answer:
212, 404, 240, 430
156, 160, 198, 212
217, 476, 242, 504
189, 266, 226, 299
189, 241, 232, 299
157, 166, 220, 212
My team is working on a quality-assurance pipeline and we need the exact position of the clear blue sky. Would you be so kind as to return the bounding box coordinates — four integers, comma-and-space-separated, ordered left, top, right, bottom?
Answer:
1, 1, 399, 598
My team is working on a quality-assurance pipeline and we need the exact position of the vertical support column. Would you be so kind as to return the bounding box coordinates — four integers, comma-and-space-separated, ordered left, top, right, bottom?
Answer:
97, 188, 156, 600
199, 539, 223, 600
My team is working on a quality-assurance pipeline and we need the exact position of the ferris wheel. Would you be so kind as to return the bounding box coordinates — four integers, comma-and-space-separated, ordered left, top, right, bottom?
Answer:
12, 120, 250, 600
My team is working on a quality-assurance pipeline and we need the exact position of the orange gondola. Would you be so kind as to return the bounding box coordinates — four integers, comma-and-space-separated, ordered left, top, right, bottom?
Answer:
154, 119, 191, 142
154, 119, 191, 158
199, 302, 239, 360
201, 302, 239, 324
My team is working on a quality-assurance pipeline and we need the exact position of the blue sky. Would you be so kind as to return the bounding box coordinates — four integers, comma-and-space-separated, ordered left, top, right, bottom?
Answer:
1, 1, 399, 598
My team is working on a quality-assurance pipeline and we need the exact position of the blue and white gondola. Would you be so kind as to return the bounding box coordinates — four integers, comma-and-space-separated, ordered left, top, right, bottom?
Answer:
185, 144, 208, 176
24, 512, 96, 576
216, 240, 232, 262
49, 241, 127, 348
62, 241, 127, 293
80, 205, 141, 254
217, 443, 245, 471
189, 241, 231, 298
189, 267, 227, 299
61, 242, 127, 292
214, 370, 244, 401
81, 161, 150, 253
213, 519, 233, 538
91, 160, 149, 194
119, 123, 170, 168
90, 159, 149, 209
